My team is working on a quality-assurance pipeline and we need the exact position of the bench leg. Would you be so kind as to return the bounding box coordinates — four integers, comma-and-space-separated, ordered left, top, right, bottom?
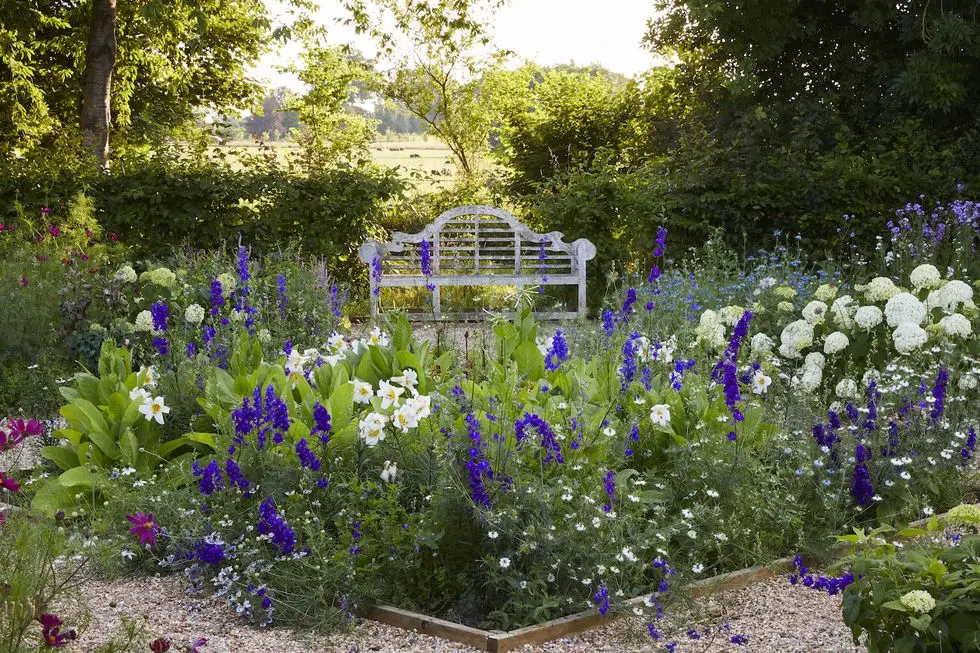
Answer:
369, 279, 378, 318
577, 270, 587, 318
432, 285, 441, 319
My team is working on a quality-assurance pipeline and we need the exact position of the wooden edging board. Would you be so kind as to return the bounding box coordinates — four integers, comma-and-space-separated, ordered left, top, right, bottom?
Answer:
367, 512, 944, 652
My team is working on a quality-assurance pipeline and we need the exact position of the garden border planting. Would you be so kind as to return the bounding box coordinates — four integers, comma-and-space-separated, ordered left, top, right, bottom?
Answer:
366, 514, 941, 652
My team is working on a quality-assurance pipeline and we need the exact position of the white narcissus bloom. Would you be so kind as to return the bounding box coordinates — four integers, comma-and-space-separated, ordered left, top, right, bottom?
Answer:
184, 303, 206, 325
863, 276, 899, 302
899, 590, 936, 614
854, 305, 883, 330
909, 264, 942, 290
802, 300, 828, 325
392, 403, 419, 432
835, 378, 859, 399
830, 295, 856, 329
380, 461, 397, 482
751, 370, 772, 395
368, 326, 390, 347
823, 331, 850, 355
750, 333, 774, 354
893, 322, 928, 354
134, 310, 154, 333
377, 380, 405, 410
884, 292, 926, 327
391, 368, 419, 390
138, 396, 170, 424
359, 412, 388, 446
352, 378, 374, 404
649, 404, 671, 427
939, 313, 972, 337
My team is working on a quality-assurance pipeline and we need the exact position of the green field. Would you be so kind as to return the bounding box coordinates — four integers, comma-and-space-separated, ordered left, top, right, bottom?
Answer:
217, 139, 457, 190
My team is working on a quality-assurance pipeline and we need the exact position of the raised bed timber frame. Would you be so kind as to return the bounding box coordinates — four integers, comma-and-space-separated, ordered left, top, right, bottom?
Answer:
358, 205, 597, 320
366, 513, 943, 652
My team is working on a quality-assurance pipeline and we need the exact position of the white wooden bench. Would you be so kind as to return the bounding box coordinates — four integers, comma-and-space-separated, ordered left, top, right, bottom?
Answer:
358, 205, 596, 320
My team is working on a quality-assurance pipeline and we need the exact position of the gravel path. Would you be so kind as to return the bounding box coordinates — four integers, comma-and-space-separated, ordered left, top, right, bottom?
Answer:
73, 575, 863, 653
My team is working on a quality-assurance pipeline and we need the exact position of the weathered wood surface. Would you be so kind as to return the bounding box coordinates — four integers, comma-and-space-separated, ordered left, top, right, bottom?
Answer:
358, 205, 596, 319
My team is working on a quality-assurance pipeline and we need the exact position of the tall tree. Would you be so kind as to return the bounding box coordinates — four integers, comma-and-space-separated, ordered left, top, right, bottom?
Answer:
79, 0, 117, 165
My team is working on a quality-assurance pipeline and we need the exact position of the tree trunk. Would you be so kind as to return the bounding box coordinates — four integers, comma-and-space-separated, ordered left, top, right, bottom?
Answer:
80, 0, 117, 167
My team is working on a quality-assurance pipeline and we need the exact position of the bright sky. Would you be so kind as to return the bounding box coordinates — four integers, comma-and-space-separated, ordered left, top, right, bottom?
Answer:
252, 0, 658, 90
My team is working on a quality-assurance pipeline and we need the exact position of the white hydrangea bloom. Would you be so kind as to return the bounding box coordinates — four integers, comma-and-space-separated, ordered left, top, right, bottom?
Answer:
892, 322, 928, 354
830, 295, 856, 329
779, 320, 814, 358
835, 378, 859, 399
938, 313, 972, 337
959, 375, 978, 391
823, 331, 849, 355
114, 265, 138, 284
720, 305, 746, 327
814, 284, 837, 302
884, 292, 926, 327
927, 280, 974, 313
800, 365, 823, 391
184, 303, 206, 325
777, 301, 795, 313
899, 590, 935, 614
909, 264, 942, 290
804, 352, 825, 369
862, 369, 880, 388
257, 329, 272, 344
802, 300, 828, 325
216, 272, 237, 295
696, 310, 726, 349
854, 305, 883, 330
750, 333, 774, 354
141, 267, 176, 287
134, 310, 154, 332
863, 277, 899, 302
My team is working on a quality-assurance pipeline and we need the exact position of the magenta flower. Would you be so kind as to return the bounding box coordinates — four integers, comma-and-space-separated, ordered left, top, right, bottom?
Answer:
127, 512, 160, 547
150, 638, 171, 652
0, 471, 21, 492
39, 614, 76, 647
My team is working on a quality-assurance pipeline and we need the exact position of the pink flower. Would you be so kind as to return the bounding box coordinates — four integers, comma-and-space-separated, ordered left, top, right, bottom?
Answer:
0, 472, 21, 492
127, 512, 160, 547
48, 225, 61, 237
39, 614, 76, 647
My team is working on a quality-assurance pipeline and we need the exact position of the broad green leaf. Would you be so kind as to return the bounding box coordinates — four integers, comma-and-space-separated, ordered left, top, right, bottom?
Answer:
330, 381, 355, 432
513, 341, 544, 379
58, 466, 105, 488
40, 446, 79, 471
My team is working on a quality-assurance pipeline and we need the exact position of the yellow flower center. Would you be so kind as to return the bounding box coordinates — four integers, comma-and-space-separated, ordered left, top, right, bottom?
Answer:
152, 404, 161, 413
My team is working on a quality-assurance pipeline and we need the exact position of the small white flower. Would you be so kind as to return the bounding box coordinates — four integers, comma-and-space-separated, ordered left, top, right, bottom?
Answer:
121, 549, 135, 559
692, 563, 704, 574
380, 461, 398, 483
751, 370, 772, 395
575, 523, 586, 532
649, 404, 671, 427
488, 530, 499, 539
499, 557, 511, 569
705, 489, 719, 498
377, 380, 405, 410
352, 378, 374, 404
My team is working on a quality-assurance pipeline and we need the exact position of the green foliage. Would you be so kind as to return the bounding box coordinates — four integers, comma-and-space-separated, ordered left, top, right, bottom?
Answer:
835, 520, 980, 652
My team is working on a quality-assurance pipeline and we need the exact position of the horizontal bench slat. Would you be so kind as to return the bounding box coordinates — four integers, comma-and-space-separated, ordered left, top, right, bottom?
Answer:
379, 274, 579, 287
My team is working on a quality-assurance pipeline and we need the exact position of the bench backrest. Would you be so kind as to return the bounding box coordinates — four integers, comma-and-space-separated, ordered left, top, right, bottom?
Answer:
358, 205, 594, 278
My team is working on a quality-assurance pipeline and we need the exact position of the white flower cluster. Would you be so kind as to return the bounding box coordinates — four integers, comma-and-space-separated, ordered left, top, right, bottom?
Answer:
884, 292, 926, 328
114, 265, 138, 284
354, 370, 432, 446
862, 277, 899, 302
802, 300, 828, 325
830, 295, 856, 329
750, 333, 774, 355
184, 303, 206, 325
696, 310, 726, 349
926, 280, 974, 313
779, 319, 814, 358
939, 313, 972, 338
899, 590, 936, 614
892, 322, 928, 354
823, 331, 849, 355
854, 305, 883, 330
909, 264, 942, 290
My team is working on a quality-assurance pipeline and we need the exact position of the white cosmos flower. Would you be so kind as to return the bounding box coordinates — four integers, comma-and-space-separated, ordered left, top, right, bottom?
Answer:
377, 380, 405, 409
138, 396, 170, 424
380, 460, 398, 482
751, 370, 772, 395
649, 404, 671, 427
392, 403, 419, 432
352, 378, 374, 404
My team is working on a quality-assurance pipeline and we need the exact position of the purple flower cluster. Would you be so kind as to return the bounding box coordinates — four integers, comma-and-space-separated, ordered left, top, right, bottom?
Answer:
602, 469, 615, 512
237, 245, 251, 285
624, 423, 640, 457
514, 412, 564, 464
209, 279, 224, 315
151, 337, 169, 356
257, 497, 295, 556
311, 402, 332, 445
669, 359, 696, 391
621, 287, 637, 320
371, 256, 382, 297
850, 443, 873, 506
602, 309, 615, 337
295, 438, 322, 471
544, 330, 569, 371
619, 332, 641, 394
464, 413, 494, 508
593, 581, 610, 615
150, 301, 169, 332
930, 367, 949, 423
194, 533, 226, 565
420, 240, 435, 291
225, 458, 251, 492
961, 427, 977, 463
329, 283, 343, 318
276, 274, 288, 319
349, 520, 361, 555
193, 460, 225, 496
231, 385, 292, 449
788, 555, 854, 595
647, 226, 667, 283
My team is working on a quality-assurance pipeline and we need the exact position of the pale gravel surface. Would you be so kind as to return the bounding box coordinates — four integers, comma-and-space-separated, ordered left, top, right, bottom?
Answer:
74, 574, 864, 653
